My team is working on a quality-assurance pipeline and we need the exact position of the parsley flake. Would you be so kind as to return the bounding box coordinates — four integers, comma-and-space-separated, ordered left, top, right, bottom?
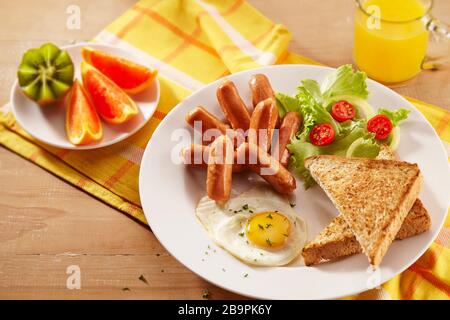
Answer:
202, 289, 211, 299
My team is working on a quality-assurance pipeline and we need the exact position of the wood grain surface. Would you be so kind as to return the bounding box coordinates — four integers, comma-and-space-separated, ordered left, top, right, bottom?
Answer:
0, 0, 448, 300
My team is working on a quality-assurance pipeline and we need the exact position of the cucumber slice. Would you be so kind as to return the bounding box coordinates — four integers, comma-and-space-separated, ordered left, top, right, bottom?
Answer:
346, 137, 363, 157
17, 43, 74, 106
346, 137, 380, 158
388, 126, 401, 151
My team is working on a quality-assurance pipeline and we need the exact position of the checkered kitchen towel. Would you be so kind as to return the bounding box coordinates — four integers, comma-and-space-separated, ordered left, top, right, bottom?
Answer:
0, 0, 448, 299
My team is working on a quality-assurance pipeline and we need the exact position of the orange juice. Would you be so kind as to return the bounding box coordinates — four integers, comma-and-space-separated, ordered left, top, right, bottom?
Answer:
354, 0, 429, 84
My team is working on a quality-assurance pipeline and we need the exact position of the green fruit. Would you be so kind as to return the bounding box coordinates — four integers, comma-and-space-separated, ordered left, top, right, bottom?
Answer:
17, 43, 74, 106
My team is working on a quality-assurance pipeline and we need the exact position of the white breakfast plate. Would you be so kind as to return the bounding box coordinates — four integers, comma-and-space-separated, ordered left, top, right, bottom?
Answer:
11, 43, 160, 150
139, 65, 450, 300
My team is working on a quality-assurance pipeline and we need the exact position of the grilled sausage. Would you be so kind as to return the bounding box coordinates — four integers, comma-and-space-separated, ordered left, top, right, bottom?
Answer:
236, 142, 296, 194
216, 80, 251, 131
248, 98, 279, 152
206, 135, 234, 203
272, 112, 301, 166
186, 106, 229, 144
181, 144, 246, 173
249, 74, 275, 107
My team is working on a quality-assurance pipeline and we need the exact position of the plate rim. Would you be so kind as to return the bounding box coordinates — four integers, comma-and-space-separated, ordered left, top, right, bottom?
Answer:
139, 63, 450, 299
10, 42, 160, 150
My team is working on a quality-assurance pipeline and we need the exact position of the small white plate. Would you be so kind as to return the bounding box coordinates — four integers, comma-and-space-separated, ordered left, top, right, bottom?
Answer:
11, 43, 160, 150
139, 65, 450, 299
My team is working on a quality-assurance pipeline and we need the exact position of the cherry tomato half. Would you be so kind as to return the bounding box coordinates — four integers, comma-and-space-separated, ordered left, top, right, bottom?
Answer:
367, 114, 393, 140
310, 123, 335, 146
331, 100, 355, 122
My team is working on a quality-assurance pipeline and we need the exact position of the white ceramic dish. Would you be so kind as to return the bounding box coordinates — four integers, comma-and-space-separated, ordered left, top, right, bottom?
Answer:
139, 64, 450, 299
11, 43, 160, 150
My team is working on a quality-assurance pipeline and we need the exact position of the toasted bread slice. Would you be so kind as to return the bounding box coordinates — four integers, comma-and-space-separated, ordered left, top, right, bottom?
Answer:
302, 199, 430, 265
302, 146, 431, 266
304, 155, 422, 267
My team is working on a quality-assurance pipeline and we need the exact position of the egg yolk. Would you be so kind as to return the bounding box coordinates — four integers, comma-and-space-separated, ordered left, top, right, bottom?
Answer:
245, 212, 291, 248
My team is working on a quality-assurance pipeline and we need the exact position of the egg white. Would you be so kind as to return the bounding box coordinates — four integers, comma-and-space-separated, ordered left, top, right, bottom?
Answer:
195, 185, 308, 266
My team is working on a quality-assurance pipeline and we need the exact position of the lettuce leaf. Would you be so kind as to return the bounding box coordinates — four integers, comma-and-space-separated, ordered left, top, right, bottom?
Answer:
299, 79, 322, 104
379, 108, 410, 126
275, 65, 403, 189
275, 92, 301, 118
288, 123, 379, 189
321, 64, 369, 101
296, 85, 341, 139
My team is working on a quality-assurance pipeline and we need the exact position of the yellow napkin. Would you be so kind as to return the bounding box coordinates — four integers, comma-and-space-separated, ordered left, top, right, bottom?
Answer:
0, 0, 448, 299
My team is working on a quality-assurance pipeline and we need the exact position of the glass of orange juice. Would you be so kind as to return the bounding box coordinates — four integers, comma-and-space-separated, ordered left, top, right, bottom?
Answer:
353, 0, 449, 84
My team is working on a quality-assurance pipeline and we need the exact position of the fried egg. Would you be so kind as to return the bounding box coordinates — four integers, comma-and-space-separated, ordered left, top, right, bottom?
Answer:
195, 185, 307, 266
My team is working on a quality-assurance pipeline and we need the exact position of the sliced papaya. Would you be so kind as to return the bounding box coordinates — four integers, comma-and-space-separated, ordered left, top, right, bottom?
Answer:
18, 43, 74, 106
81, 62, 139, 124
66, 80, 103, 145
82, 47, 157, 95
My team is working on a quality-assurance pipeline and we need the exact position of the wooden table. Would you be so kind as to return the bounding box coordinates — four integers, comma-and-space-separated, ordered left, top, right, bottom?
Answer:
0, 0, 448, 300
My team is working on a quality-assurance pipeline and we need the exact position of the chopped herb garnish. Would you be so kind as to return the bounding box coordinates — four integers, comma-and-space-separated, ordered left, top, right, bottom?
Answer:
267, 213, 273, 219
266, 238, 273, 246
122, 287, 130, 291
242, 204, 249, 210
202, 289, 211, 299
283, 233, 288, 237
258, 224, 264, 230
254, 259, 257, 262
161, 269, 164, 273
265, 223, 273, 229
238, 232, 244, 237
205, 251, 209, 255
246, 240, 250, 244
222, 268, 226, 272
244, 273, 249, 278
260, 253, 264, 256
156, 253, 161, 257
138, 275, 149, 285
249, 210, 254, 213
290, 203, 296, 208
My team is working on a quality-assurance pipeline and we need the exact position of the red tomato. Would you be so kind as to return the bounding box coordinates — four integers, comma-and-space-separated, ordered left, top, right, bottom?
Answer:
331, 100, 355, 122
310, 123, 335, 146
367, 114, 393, 140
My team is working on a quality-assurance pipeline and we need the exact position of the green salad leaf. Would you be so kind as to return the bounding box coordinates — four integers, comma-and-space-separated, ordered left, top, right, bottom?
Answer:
295, 86, 341, 139
288, 122, 380, 188
275, 92, 301, 118
379, 108, 410, 126
321, 64, 369, 101
274, 65, 410, 189
299, 79, 322, 104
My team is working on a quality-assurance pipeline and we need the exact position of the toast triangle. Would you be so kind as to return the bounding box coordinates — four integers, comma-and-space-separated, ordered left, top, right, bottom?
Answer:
302, 146, 430, 266
304, 155, 422, 267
